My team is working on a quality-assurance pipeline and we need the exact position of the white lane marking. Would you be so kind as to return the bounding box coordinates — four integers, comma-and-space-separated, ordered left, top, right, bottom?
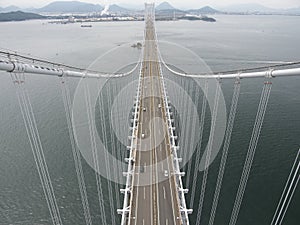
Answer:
152, 60, 161, 225
144, 162, 147, 172
163, 186, 166, 199
160, 79, 178, 225
143, 219, 145, 225
144, 187, 146, 200
166, 218, 168, 225
134, 65, 147, 225
161, 162, 164, 171
149, 60, 153, 225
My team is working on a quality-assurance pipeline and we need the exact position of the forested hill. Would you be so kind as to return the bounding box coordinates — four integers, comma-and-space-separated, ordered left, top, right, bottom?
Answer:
0, 11, 45, 22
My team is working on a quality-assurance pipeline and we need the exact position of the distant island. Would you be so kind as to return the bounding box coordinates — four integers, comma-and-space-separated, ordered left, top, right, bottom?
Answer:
179, 15, 216, 22
0, 1, 299, 23
131, 42, 143, 49
0, 11, 45, 22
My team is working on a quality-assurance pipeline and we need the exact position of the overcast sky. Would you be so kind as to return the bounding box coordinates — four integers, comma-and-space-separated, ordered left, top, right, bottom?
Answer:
0, 0, 299, 9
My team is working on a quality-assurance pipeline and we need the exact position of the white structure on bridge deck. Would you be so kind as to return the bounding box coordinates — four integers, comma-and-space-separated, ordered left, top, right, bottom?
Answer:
118, 3, 192, 225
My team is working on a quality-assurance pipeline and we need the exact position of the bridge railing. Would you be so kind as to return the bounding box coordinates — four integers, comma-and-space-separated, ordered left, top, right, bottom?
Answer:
117, 5, 150, 225
151, 9, 193, 224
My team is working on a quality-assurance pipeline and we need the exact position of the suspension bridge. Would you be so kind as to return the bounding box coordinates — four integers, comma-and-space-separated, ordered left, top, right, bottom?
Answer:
0, 2, 299, 225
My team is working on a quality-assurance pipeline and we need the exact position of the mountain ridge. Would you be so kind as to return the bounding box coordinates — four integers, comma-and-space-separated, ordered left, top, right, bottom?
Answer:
0, 1, 299, 15
37, 1, 103, 13
217, 3, 300, 14
156, 1, 176, 11
108, 4, 133, 14
188, 6, 220, 14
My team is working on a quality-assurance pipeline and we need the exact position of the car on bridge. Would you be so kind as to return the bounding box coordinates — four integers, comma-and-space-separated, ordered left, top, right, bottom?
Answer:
164, 170, 168, 177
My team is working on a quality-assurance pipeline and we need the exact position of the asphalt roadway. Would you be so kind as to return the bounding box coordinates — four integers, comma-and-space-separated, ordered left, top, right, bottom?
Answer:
127, 20, 182, 225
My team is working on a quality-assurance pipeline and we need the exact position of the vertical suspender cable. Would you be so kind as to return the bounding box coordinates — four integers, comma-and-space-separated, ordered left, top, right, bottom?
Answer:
11, 73, 62, 225
196, 80, 222, 225
60, 77, 92, 225
84, 79, 107, 224
23, 81, 63, 225
113, 78, 124, 203
177, 76, 185, 160
271, 148, 300, 225
183, 80, 193, 181
190, 79, 208, 209
183, 80, 192, 166
15, 74, 57, 224
97, 79, 116, 225
229, 80, 272, 225
107, 81, 121, 209
208, 78, 241, 225
104, 82, 117, 225
186, 81, 201, 189
112, 79, 123, 174
182, 78, 190, 164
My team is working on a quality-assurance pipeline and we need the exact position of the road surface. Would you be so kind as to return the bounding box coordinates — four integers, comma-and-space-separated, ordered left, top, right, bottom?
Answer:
127, 18, 182, 225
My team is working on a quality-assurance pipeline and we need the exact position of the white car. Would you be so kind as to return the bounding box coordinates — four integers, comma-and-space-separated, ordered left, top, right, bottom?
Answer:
141, 133, 145, 138
164, 170, 168, 177
143, 107, 146, 111
158, 104, 161, 108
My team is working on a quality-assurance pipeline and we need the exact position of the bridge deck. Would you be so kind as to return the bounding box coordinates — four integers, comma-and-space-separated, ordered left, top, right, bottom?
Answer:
127, 18, 181, 225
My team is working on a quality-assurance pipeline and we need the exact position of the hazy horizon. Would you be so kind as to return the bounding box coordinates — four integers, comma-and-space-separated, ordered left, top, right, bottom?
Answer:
0, 0, 299, 10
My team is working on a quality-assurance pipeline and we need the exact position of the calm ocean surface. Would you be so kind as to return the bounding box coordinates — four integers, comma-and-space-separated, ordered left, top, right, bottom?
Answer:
0, 15, 299, 225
